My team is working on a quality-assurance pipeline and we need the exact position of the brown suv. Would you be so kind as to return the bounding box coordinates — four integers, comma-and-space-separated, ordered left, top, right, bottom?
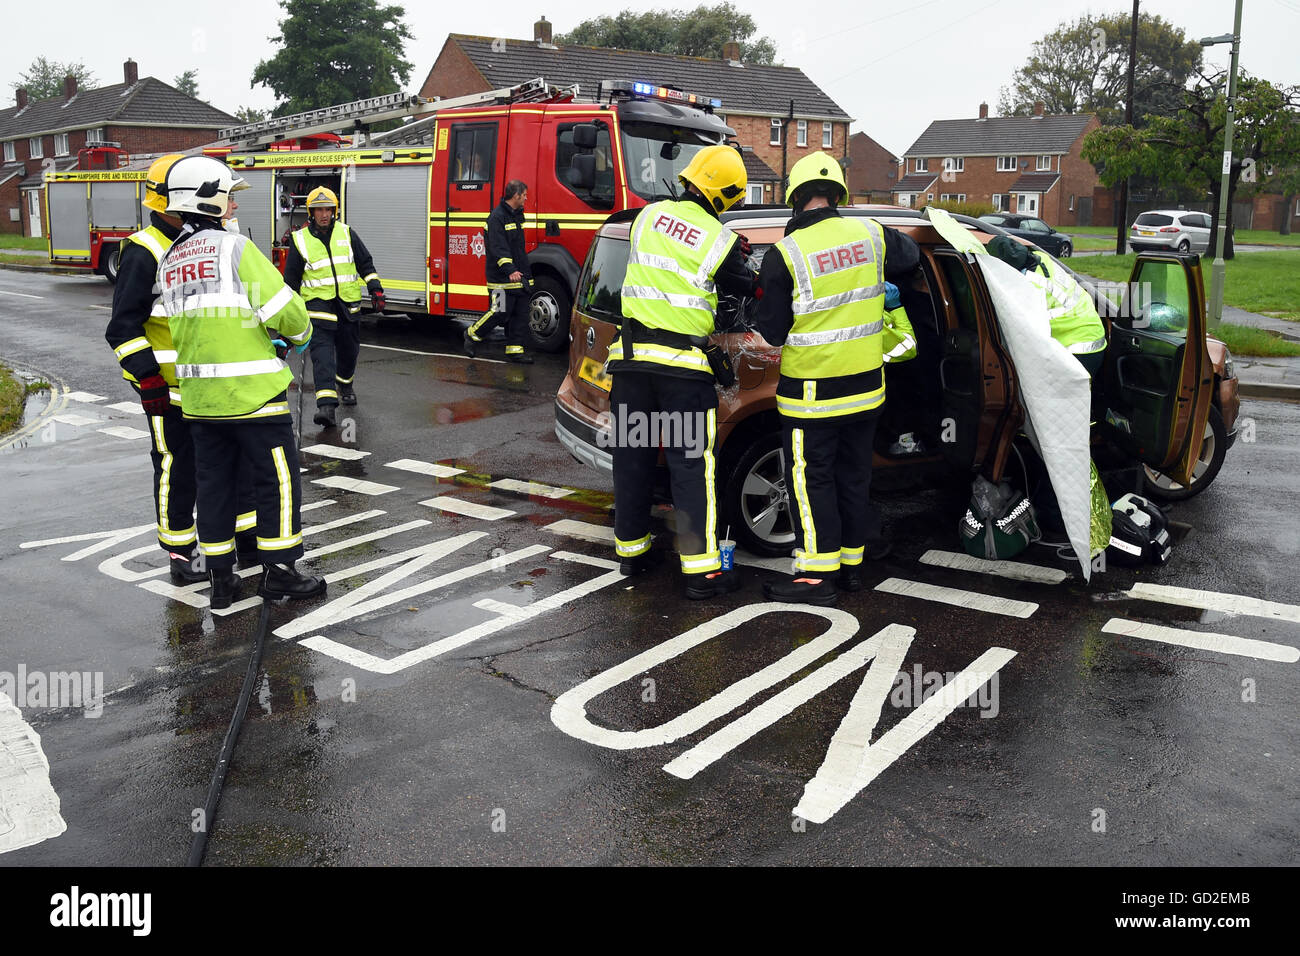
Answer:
554, 206, 1240, 555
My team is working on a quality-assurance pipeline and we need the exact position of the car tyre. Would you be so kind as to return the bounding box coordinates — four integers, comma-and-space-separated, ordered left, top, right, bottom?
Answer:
1142, 404, 1227, 501
101, 243, 120, 284
526, 275, 572, 353
1058, 242, 1072, 258
1177, 239, 1191, 254
723, 430, 798, 557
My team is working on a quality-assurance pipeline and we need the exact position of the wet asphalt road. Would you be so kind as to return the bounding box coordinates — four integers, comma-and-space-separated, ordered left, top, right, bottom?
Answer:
1, 269, 1297, 866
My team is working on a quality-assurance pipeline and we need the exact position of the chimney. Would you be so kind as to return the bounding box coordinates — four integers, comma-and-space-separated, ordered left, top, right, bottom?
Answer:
723, 40, 741, 63
123, 59, 138, 86
534, 15, 552, 44
16, 88, 28, 110
1033, 100, 1045, 118
64, 74, 77, 100
978, 102, 988, 120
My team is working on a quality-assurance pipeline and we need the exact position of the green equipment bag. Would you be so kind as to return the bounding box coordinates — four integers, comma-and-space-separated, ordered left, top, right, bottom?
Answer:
959, 475, 1042, 560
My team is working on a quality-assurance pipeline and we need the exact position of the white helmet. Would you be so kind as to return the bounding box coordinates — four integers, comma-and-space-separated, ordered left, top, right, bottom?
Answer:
164, 156, 247, 218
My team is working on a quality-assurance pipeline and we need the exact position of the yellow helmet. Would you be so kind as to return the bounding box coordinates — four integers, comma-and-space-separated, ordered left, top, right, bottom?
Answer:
143, 153, 185, 213
678, 144, 747, 213
306, 186, 338, 209
786, 151, 848, 208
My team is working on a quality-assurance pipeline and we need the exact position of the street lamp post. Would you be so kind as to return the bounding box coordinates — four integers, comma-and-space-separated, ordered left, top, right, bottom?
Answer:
1202, 0, 1244, 332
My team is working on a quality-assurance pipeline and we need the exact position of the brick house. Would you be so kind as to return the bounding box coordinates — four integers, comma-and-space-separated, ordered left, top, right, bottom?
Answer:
417, 18, 853, 205
846, 131, 900, 203
0, 59, 235, 236
893, 102, 1102, 227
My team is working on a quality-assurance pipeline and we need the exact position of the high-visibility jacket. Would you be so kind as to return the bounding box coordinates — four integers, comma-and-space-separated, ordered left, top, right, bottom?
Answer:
608, 198, 737, 378
772, 215, 887, 419
159, 225, 311, 421
882, 306, 917, 363
292, 221, 366, 313
108, 223, 182, 401
1025, 254, 1107, 356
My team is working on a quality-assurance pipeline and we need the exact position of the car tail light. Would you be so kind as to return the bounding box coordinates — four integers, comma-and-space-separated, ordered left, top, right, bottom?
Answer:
1159, 226, 1179, 232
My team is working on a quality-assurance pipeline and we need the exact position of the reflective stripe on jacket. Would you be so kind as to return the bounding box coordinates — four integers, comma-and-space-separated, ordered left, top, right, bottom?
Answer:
292, 222, 364, 305
160, 226, 311, 420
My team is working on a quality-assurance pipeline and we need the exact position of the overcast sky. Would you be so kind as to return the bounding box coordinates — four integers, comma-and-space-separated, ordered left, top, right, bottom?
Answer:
15, 0, 1300, 156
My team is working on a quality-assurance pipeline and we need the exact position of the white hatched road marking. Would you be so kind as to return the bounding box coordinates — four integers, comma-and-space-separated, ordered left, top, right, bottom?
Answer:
312, 476, 399, 496
920, 549, 1068, 584
543, 518, 616, 544
385, 458, 465, 478
300, 443, 371, 461
488, 478, 574, 499
1125, 583, 1300, 625
50, 413, 100, 427
420, 496, 515, 521
1102, 618, 1299, 663
0, 289, 43, 299
875, 577, 1038, 618
65, 391, 106, 403
361, 342, 507, 364
98, 426, 150, 441
104, 401, 144, 416
0, 692, 67, 854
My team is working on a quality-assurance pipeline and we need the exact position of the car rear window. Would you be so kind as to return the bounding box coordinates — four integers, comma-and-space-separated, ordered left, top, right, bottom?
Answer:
1135, 213, 1174, 226
577, 235, 630, 323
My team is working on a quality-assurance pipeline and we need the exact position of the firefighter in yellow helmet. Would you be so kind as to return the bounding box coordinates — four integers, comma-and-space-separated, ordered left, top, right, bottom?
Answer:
103, 154, 256, 582
284, 186, 385, 428
607, 144, 757, 600
754, 151, 920, 604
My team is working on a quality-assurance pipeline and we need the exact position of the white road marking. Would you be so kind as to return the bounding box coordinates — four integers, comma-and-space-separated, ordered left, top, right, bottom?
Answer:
212, 596, 263, 617
298, 550, 622, 673
875, 577, 1038, 618
794, 647, 1018, 824
1125, 583, 1300, 625
665, 624, 914, 780
301, 499, 335, 513
307, 519, 429, 564
88, 304, 112, 310
50, 413, 100, 427
300, 443, 371, 461
920, 549, 1068, 584
1102, 618, 1299, 663
488, 478, 574, 499
0, 692, 67, 854
65, 391, 106, 404
420, 496, 515, 520
360, 342, 507, 364
98, 426, 150, 441
385, 458, 465, 478
542, 518, 616, 544
21, 523, 154, 561
312, 476, 399, 496
303, 509, 385, 535
552, 604, 862, 750
104, 401, 144, 416
0, 289, 43, 299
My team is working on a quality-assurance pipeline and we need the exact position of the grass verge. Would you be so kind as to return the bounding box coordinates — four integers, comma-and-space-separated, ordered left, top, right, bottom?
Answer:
1210, 324, 1300, 357
1072, 251, 1300, 315
0, 362, 25, 434
0, 236, 49, 251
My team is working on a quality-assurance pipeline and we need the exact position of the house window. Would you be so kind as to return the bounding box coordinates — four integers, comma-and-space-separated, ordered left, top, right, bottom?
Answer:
943, 157, 964, 173
940, 193, 967, 203
914, 157, 928, 172
2, 141, 14, 163
29, 138, 44, 159
822, 122, 833, 148
86, 127, 104, 144
1069, 194, 1075, 211
54, 133, 70, 157
796, 120, 807, 147
926, 193, 934, 202
770, 118, 781, 146
991, 194, 1005, 211
996, 155, 1017, 172
1036, 154, 1052, 170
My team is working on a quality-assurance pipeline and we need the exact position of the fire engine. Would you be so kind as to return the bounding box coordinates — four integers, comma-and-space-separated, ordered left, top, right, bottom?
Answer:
42, 142, 146, 282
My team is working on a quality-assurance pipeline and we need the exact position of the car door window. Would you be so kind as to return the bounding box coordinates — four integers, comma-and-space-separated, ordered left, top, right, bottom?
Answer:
1023, 218, 1050, 234
1124, 259, 1191, 337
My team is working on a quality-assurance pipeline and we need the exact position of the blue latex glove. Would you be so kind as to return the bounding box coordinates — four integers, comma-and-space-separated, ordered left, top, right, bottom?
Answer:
884, 281, 901, 311
271, 337, 309, 356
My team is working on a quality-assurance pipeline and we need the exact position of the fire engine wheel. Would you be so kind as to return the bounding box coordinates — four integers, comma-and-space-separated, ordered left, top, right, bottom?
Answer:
724, 431, 798, 557
527, 276, 572, 353
101, 244, 120, 285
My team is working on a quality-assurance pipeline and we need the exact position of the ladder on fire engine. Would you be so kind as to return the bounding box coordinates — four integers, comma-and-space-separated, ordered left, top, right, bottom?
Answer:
218, 78, 577, 149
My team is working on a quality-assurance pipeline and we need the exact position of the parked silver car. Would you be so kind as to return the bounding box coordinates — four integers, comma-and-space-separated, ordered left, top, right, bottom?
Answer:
1129, 209, 1214, 254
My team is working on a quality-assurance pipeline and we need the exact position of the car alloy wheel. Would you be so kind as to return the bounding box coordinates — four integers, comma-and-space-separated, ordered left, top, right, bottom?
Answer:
1142, 405, 1227, 501
1177, 239, 1191, 254
725, 433, 798, 556
1059, 243, 1072, 258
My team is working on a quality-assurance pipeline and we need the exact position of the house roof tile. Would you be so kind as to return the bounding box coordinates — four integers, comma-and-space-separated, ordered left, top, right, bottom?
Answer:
1009, 172, 1061, 193
903, 114, 1094, 157
0, 78, 236, 140
893, 173, 938, 192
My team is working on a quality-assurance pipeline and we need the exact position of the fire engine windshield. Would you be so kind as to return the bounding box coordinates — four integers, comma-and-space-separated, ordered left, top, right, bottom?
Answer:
620, 122, 726, 201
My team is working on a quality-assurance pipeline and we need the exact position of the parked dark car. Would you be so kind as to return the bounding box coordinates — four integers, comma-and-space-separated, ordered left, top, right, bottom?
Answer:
978, 213, 1073, 257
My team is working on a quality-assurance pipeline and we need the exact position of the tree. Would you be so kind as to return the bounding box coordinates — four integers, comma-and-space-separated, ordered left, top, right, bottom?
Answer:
1083, 71, 1300, 257
252, 0, 413, 116
173, 70, 200, 99
997, 11, 1201, 125
234, 105, 269, 124
557, 3, 778, 64
10, 57, 96, 99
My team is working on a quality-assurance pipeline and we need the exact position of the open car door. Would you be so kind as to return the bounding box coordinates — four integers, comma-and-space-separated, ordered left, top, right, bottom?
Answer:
1101, 255, 1213, 485
931, 250, 1020, 478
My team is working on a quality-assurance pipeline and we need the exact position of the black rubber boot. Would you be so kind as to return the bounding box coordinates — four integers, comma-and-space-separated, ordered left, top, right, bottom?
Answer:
339, 383, 356, 405
259, 563, 327, 601
209, 569, 241, 610
313, 404, 336, 428
462, 331, 478, 358
837, 566, 863, 592
685, 569, 741, 601
169, 549, 207, 584
619, 550, 661, 577
763, 576, 839, 606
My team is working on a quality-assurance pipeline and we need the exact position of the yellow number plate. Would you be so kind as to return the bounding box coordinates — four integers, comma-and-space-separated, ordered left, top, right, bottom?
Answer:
578, 356, 612, 392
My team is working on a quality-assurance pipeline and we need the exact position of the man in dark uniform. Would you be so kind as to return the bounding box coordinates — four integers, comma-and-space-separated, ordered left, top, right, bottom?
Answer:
464, 179, 533, 364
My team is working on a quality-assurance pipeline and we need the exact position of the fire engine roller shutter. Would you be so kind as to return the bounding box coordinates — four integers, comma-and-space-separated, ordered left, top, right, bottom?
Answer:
47, 181, 91, 257
90, 181, 139, 229
233, 169, 274, 256
345, 164, 428, 306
